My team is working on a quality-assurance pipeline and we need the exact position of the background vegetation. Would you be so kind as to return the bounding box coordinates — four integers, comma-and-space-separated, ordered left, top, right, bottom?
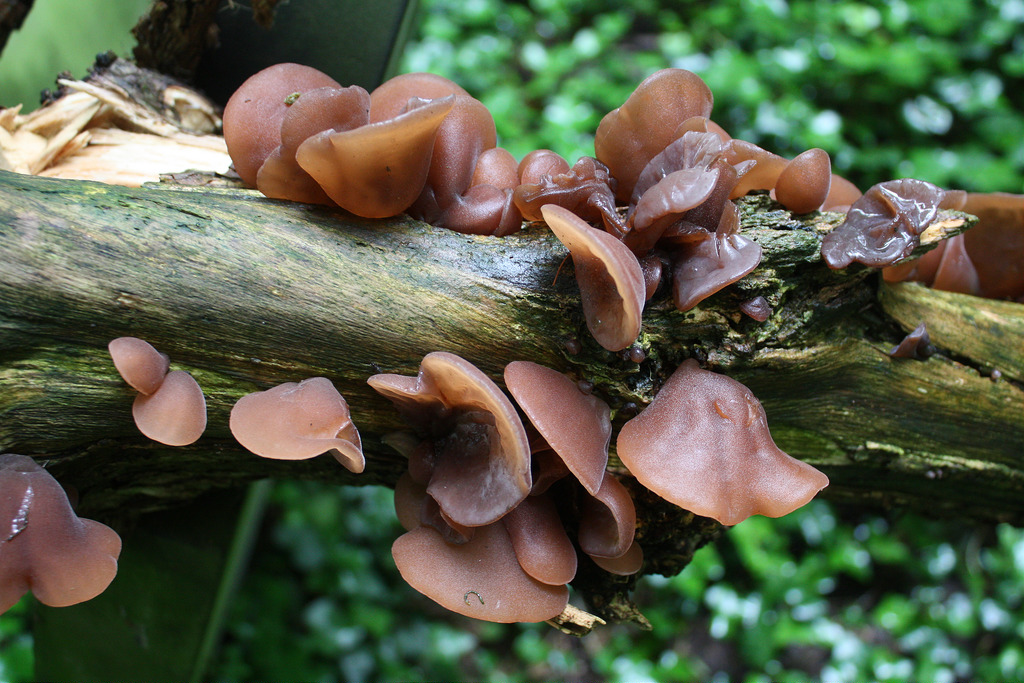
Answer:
1, 0, 1022, 681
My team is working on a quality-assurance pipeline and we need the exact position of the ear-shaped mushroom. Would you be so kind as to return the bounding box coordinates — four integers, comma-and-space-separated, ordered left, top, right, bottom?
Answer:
820, 178, 946, 269
774, 148, 832, 214
132, 370, 207, 446
502, 493, 577, 586
222, 63, 343, 186
577, 471, 636, 560
0, 454, 121, 613
616, 359, 829, 526
108, 336, 169, 395
540, 204, 645, 352
503, 361, 609, 495
368, 72, 469, 123
295, 95, 455, 218
513, 156, 625, 237
256, 85, 371, 204
594, 68, 714, 202
368, 352, 532, 527
961, 192, 1024, 300
392, 523, 569, 623
671, 201, 762, 311
890, 322, 933, 359
229, 377, 364, 473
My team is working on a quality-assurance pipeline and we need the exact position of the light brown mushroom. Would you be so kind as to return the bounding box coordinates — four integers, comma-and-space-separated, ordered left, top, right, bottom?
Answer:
229, 377, 364, 473
368, 352, 532, 527
0, 454, 121, 613
590, 540, 644, 576
132, 370, 207, 447
501, 493, 577, 586
616, 359, 829, 526
503, 360, 610, 495
540, 204, 646, 352
774, 148, 832, 214
391, 523, 569, 623
108, 336, 169, 395
577, 471, 636, 560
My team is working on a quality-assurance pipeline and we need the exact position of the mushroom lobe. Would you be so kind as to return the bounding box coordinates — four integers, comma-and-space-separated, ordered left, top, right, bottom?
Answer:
503, 361, 610, 495
368, 352, 532, 527
108, 336, 169, 395
577, 471, 636, 559
820, 178, 946, 269
392, 523, 569, 623
131, 370, 207, 446
229, 377, 364, 473
540, 204, 645, 352
501, 493, 577, 586
616, 360, 829, 526
0, 454, 121, 613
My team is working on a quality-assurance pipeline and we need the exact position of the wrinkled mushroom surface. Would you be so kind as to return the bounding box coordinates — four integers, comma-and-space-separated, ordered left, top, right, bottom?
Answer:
229, 377, 364, 472
821, 178, 946, 269
541, 204, 645, 352
392, 523, 569, 623
0, 454, 121, 613
617, 359, 829, 526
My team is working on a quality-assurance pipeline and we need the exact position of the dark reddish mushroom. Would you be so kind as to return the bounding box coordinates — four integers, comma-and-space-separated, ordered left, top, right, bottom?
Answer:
890, 322, 933, 360
229, 377, 364, 473
0, 454, 121, 613
368, 352, 532, 527
391, 523, 568, 623
540, 204, 645, 352
577, 471, 636, 560
774, 148, 832, 214
504, 361, 610, 495
820, 178, 946, 269
108, 336, 169, 395
616, 359, 829, 526
513, 156, 624, 237
222, 63, 343, 187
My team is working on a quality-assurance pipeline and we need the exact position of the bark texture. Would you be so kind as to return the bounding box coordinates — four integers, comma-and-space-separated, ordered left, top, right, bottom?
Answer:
1, 169, 1022, 617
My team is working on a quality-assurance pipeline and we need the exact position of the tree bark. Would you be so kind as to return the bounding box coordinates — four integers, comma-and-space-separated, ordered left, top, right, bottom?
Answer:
1, 169, 1022, 616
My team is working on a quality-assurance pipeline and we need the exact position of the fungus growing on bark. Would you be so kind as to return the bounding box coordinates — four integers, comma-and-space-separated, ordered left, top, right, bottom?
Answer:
368, 352, 531, 527
890, 322, 933, 360
616, 359, 829, 526
577, 471, 636, 561
501, 493, 577, 586
229, 377, 364, 473
391, 522, 569, 623
590, 540, 644, 576
132, 370, 207, 447
503, 360, 610, 495
0, 454, 121, 613
109, 337, 206, 446
740, 296, 773, 322
513, 155, 624, 236
540, 204, 645, 352
108, 336, 169, 395
671, 201, 763, 311
820, 178, 946, 269
774, 148, 832, 214
594, 68, 714, 202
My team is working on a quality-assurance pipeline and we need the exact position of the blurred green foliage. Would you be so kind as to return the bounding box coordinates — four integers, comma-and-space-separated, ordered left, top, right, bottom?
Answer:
403, 0, 1024, 192
2, 0, 1023, 681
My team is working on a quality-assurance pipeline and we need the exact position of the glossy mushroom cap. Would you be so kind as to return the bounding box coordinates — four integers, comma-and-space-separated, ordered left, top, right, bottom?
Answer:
368, 72, 469, 123
108, 336, 169, 395
229, 377, 364, 473
890, 322, 933, 360
616, 359, 829, 526
132, 370, 207, 446
222, 63, 343, 186
0, 454, 121, 613
368, 352, 532, 527
392, 523, 569, 623
503, 361, 610, 495
820, 178, 946, 269
540, 204, 646, 352
295, 95, 455, 218
577, 471, 636, 559
595, 68, 714, 202
774, 148, 832, 214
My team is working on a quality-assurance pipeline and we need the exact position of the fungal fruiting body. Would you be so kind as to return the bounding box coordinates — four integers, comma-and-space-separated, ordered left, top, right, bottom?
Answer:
617, 359, 829, 527
229, 377, 364, 473
108, 337, 207, 446
0, 454, 121, 613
